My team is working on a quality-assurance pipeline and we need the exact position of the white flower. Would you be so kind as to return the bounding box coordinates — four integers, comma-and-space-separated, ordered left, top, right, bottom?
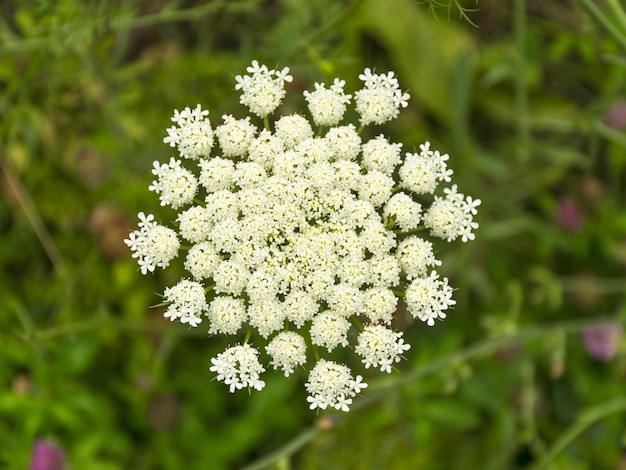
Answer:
247, 269, 279, 302
163, 279, 208, 327
265, 331, 307, 376
198, 157, 235, 193
163, 104, 214, 159
327, 284, 363, 318
125, 212, 180, 275
184, 241, 221, 280
303, 78, 352, 126
205, 190, 240, 223
295, 137, 333, 165
367, 254, 401, 287
248, 129, 285, 170
355, 325, 411, 373
215, 115, 257, 157
207, 296, 247, 335
355, 68, 409, 125
399, 141, 452, 195
284, 290, 318, 328
362, 287, 398, 325
405, 270, 456, 326
130, 61, 481, 411
396, 237, 441, 279
305, 360, 367, 412
233, 161, 267, 189
177, 205, 212, 243
359, 170, 394, 207
209, 219, 242, 254
149, 157, 198, 209
213, 258, 249, 296
359, 220, 396, 255
361, 135, 402, 175
331, 160, 362, 192
235, 60, 292, 117
248, 298, 285, 338
325, 124, 361, 161
209, 344, 265, 392
423, 184, 481, 242
310, 311, 350, 352
383, 193, 422, 231
274, 114, 313, 149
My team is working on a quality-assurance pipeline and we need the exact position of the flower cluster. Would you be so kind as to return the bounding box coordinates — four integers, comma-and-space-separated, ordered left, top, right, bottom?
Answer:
125, 62, 481, 412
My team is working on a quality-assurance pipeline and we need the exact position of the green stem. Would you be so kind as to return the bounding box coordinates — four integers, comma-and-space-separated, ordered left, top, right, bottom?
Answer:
298, 0, 366, 50
607, 0, 626, 32
574, 0, 626, 50
0, 156, 68, 277
394, 225, 427, 236
241, 426, 321, 470
111, 0, 255, 30
531, 397, 626, 469
514, 0, 530, 162
241, 316, 626, 470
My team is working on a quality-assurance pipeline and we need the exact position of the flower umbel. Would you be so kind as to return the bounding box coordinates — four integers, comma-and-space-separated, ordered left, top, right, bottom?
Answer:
127, 61, 481, 411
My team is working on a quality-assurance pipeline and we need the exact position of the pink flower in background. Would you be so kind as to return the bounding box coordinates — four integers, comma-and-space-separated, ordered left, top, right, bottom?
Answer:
30, 440, 66, 470
604, 101, 626, 131
582, 323, 623, 361
556, 198, 583, 232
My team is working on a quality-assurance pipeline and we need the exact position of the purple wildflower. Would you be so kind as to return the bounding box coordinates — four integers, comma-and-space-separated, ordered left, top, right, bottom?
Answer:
30, 440, 66, 470
556, 198, 583, 232
582, 323, 623, 361
604, 101, 626, 131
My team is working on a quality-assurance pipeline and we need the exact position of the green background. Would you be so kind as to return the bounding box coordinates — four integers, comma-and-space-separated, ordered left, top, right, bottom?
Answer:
1, 0, 625, 468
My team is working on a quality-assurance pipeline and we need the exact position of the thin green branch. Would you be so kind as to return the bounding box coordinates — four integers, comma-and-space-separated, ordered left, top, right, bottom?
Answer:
514, 0, 530, 162
241, 426, 322, 470
0, 156, 68, 277
607, 0, 626, 32
241, 316, 626, 470
574, 0, 626, 50
298, 0, 366, 49
0, 0, 259, 54
531, 397, 626, 469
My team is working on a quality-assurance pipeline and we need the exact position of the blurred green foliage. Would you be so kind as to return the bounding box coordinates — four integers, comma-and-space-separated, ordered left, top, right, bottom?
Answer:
1, 0, 626, 468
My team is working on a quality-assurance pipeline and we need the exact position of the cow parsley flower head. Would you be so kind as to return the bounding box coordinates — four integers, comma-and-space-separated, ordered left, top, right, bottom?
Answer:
235, 60, 292, 118
127, 61, 481, 411
399, 142, 453, 195
209, 344, 265, 392
304, 78, 352, 127
305, 360, 368, 412
355, 68, 410, 125
149, 158, 198, 209
405, 270, 456, 326
124, 212, 180, 275
215, 115, 257, 157
265, 331, 307, 376
355, 325, 411, 373
163, 279, 208, 327
424, 184, 481, 242
163, 104, 214, 159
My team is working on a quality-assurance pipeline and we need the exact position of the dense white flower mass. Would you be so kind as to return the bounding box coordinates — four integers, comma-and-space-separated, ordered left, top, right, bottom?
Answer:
127, 61, 481, 411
